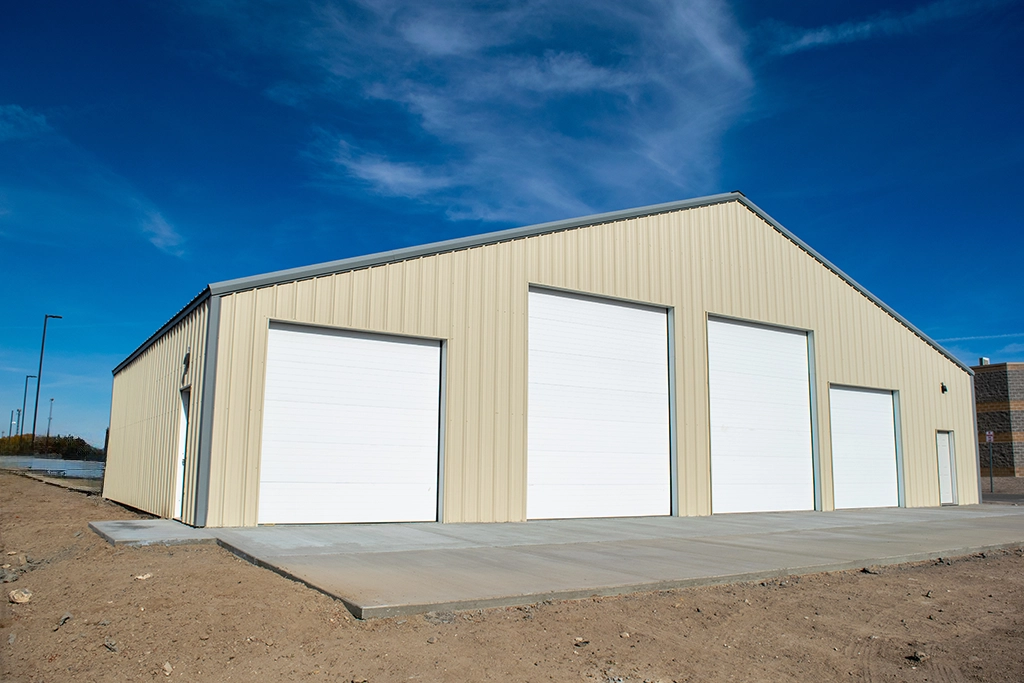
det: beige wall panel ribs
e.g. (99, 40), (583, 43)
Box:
(192, 199), (976, 525)
(104, 300), (208, 523)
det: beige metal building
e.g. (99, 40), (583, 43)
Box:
(104, 192), (980, 527)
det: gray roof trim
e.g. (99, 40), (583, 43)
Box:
(112, 288), (211, 376)
(207, 192), (743, 295)
(116, 190), (971, 377)
(733, 195), (972, 376)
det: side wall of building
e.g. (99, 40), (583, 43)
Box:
(1012, 364), (1024, 473)
(975, 362), (1024, 475)
(202, 201), (977, 526)
(104, 300), (209, 523)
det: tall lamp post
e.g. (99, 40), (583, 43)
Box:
(31, 314), (61, 447)
(19, 374), (36, 447)
(46, 398), (54, 448)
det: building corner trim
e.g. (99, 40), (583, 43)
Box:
(194, 294), (221, 527)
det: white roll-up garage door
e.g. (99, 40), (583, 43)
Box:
(708, 318), (814, 514)
(527, 289), (671, 519)
(258, 323), (441, 524)
(829, 386), (899, 509)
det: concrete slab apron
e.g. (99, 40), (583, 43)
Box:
(204, 506), (1024, 619)
(89, 519), (216, 547)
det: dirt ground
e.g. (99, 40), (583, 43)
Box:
(2, 473), (1023, 682)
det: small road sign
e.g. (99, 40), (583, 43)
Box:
(986, 431), (995, 443)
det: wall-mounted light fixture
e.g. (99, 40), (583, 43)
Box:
(940, 382), (948, 394)
(181, 348), (191, 386)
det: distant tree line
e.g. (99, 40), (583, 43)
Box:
(0, 434), (105, 460)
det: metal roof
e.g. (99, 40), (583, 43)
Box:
(114, 191), (972, 376)
(113, 288), (211, 375)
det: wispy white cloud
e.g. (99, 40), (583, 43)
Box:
(936, 332), (1024, 342)
(0, 104), (53, 142)
(140, 210), (186, 256)
(998, 342), (1024, 356)
(0, 104), (185, 255)
(184, 0), (753, 222)
(766, 0), (1011, 55)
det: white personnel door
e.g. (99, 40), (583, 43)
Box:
(258, 323), (441, 524)
(708, 318), (815, 514)
(527, 289), (671, 519)
(829, 386), (899, 509)
(936, 431), (956, 505)
(173, 389), (190, 520)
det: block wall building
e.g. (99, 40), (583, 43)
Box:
(973, 362), (1024, 476)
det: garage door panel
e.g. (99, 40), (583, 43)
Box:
(261, 404), (439, 433)
(266, 373), (438, 406)
(259, 483), (438, 525)
(530, 387), (667, 421)
(708, 318), (814, 514)
(266, 360), (440, 382)
(709, 454), (813, 483)
(528, 290), (671, 520)
(528, 424), (669, 453)
(830, 387), (898, 509)
(708, 402), (814, 432)
(258, 444), (439, 481)
(528, 356), (663, 387)
(711, 482), (812, 514)
(261, 457), (437, 484)
(527, 485), (669, 519)
(258, 324), (441, 525)
(530, 463), (668, 487)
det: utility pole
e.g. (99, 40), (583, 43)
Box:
(15, 409), (20, 445)
(989, 440), (994, 493)
(46, 398), (54, 450)
(31, 314), (61, 447)
(20, 374), (36, 445)
(985, 431), (996, 493)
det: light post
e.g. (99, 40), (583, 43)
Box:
(19, 374), (35, 446)
(31, 314), (61, 447)
(46, 398), (54, 450)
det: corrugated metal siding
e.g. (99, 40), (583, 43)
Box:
(104, 300), (208, 523)
(203, 200), (976, 526)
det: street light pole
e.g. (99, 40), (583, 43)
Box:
(31, 314), (61, 447)
(46, 398), (54, 445)
(19, 374), (36, 445)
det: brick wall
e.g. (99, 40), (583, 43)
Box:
(973, 362), (1024, 476)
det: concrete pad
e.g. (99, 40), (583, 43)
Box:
(91, 505), (1024, 619)
(21, 473), (102, 494)
(983, 493), (1024, 505)
(89, 519), (216, 546)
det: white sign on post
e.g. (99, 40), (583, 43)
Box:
(986, 431), (995, 443)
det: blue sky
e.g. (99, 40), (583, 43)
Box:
(2, 0), (1022, 446)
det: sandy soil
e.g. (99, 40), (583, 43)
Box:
(2, 472), (1023, 682)
(18, 475), (103, 495)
